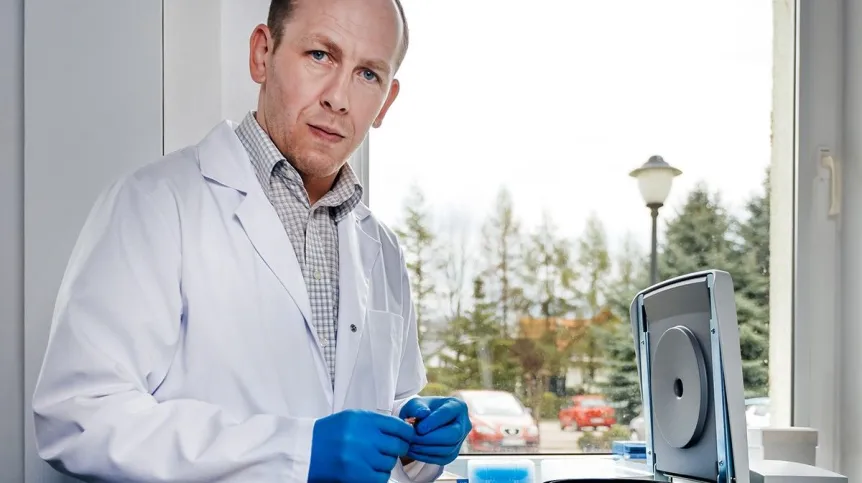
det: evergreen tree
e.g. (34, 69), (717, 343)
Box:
(422, 213), (472, 381)
(573, 214), (613, 390)
(489, 337), (520, 394)
(435, 312), (475, 390)
(519, 212), (580, 412)
(600, 233), (649, 424)
(477, 188), (525, 393)
(658, 181), (769, 397)
(395, 187), (437, 350)
(436, 277), (503, 390)
(601, 322), (642, 424)
(606, 233), (648, 317)
(659, 184), (735, 278)
(522, 211), (580, 321)
(730, 168), (771, 397)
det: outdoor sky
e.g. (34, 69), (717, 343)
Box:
(368, 0), (774, 259)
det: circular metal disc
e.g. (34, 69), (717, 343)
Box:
(650, 325), (709, 449)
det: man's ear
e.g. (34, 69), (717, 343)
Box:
(249, 24), (273, 85)
(373, 79), (401, 128)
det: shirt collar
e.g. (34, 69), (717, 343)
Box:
(235, 111), (363, 219)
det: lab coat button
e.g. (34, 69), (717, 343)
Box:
(350, 324), (357, 332)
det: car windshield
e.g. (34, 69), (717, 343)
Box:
(579, 398), (608, 408)
(468, 394), (525, 416)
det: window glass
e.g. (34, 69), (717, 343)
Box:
(371, 0), (780, 454)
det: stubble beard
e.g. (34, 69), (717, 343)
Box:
(281, 135), (345, 180)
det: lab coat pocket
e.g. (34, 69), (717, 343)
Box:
(366, 310), (404, 413)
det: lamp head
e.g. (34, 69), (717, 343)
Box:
(629, 155), (683, 206)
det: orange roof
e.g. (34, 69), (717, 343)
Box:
(516, 307), (616, 350)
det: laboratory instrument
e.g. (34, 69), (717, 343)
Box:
(548, 270), (846, 483)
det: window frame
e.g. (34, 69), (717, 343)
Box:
(791, 0), (844, 471)
(357, 0), (851, 470)
(349, 135), (371, 207)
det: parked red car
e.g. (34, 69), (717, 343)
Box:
(452, 390), (540, 453)
(558, 394), (616, 431)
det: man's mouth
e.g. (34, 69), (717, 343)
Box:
(308, 124), (345, 140)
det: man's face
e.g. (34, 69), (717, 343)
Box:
(250, 0), (402, 180)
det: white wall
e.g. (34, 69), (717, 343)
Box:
(0, 0), (25, 480)
(163, 0), (222, 154)
(221, 0), (271, 124)
(164, 0), (269, 153)
(22, 1), (164, 481)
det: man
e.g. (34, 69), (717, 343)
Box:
(31, 0), (470, 481)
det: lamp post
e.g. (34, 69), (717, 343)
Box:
(629, 155), (682, 285)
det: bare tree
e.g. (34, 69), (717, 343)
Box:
(439, 211), (472, 322)
(481, 187), (525, 337)
(574, 213), (613, 389)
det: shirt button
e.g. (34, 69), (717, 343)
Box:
(313, 270), (322, 280)
(321, 337), (328, 347)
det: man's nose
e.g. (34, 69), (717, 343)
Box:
(321, 73), (350, 114)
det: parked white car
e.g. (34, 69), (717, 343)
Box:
(629, 410), (645, 441)
(629, 397), (770, 440)
(745, 397), (770, 428)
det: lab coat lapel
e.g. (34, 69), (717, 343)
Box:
(333, 209), (381, 412)
(234, 191), (313, 325)
(198, 121), (314, 326)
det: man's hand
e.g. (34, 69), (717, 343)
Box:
(399, 397), (471, 466)
(309, 410), (414, 483)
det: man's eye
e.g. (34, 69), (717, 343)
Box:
(310, 51), (328, 61)
(361, 69), (378, 82)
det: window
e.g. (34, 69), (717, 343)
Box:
(370, 0), (788, 455)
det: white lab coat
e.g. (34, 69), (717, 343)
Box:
(31, 120), (442, 483)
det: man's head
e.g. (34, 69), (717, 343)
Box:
(249, 0), (408, 184)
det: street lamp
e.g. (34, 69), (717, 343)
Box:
(629, 155), (682, 286)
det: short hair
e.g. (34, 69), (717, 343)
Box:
(267, 0), (410, 70)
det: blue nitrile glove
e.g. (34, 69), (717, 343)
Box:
(399, 397), (471, 466)
(308, 409), (414, 483)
